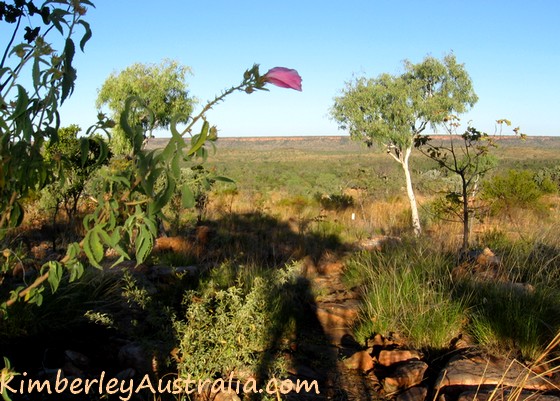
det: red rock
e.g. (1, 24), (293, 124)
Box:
(343, 350), (374, 372)
(396, 386), (428, 401)
(383, 361), (428, 394)
(377, 350), (422, 367)
(435, 354), (559, 392)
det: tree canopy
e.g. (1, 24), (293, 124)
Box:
(96, 59), (195, 154)
(331, 54), (478, 235)
(332, 53), (478, 149)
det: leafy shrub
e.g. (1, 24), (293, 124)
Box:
(174, 264), (300, 381)
(422, 194), (463, 225)
(417, 168), (462, 195)
(534, 166), (560, 193)
(457, 229), (560, 360)
(158, 166), (218, 234)
(38, 125), (110, 235)
(276, 195), (314, 214)
(482, 169), (548, 215)
(85, 156), (136, 199)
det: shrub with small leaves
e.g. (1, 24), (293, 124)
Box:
(533, 166), (560, 193)
(482, 169), (548, 215)
(174, 264), (299, 382)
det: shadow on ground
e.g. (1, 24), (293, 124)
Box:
(0, 210), (381, 400)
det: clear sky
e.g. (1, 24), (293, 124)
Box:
(58, 0), (560, 137)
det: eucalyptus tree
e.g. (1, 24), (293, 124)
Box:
(96, 59), (195, 154)
(331, 54), (478, 235)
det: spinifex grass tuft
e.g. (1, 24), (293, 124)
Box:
(345, 240), (465, 349)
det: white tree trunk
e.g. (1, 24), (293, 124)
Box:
(402, 147), (422, 236)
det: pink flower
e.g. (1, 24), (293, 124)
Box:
(264, 67), (302, 91)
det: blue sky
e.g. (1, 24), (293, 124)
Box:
(58, 1), (560, 137)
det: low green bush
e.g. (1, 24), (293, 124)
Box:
(482, 169), (549, 215)
(534, 165), (560, 192)
(174, 263), (301, 382)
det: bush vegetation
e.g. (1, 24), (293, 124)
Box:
(1, 0), (559, 385)
(3, 135), (560, 382)
(343, 243), (465, 350)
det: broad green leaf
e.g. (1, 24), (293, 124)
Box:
(135, 226), (153, 264)
(48, 8), (68, 34)
(187, 121), (209, 156)
(31, 291), (43, 307)
(144, 216), (158, 237)
(144, 167), (164, 195)
(66, 242), (81, 260)
(98, 228), (113, 247)
(12, 85), (29, 120)
(67, 261), (84, 282)
(46, 261), (64, 293)
(61, 38), (76, 103)
(78, 20), (92, 51)
(110, 229), (122, 245)
(181, 183), (196, 208)
(32, 57), (41, 89)
(171, 152), (181, 179)
(107, 175), (131, 187)
(79, 137), (90, 167)
(151, 175), (175, 214)
(213, 176), (236, 184)
(170, 112), (190, 139)
(8, 202), (23, 229)
(83, 229), (103, 268)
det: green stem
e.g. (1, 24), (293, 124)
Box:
(180, 81), (254, 137)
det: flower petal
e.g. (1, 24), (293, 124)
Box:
(264, 67), (302, 91)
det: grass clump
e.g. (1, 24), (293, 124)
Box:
(462, 281), (560, 361)
(345, 235), (560, 360)
(345, 241), (465, 350)
(458, 230), (560, 360)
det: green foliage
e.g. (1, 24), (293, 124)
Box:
(458, 280), (560, 361)
(482, 169), (548, 215)
(477, 229), (560, 287)
(78, 64), (277, 272)
(345, 243), (464, 349)
(155, 165), (226, 234)
(533, 166), (560, 193)
(174, 264), (299, 381)
(2, 24), (281, 312)
(331, 53), (477, 151)
(0, 0), (114, 313)
(416, 121), (501, 251)
(344, 232), (560, 358)
(331, 54), (478, 235)
(96, 59), (196, 154)
(39, 124), (110, 226)
(0, 0), (96, 237)
(0, 266), (121, 341)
